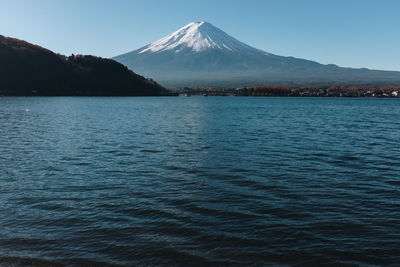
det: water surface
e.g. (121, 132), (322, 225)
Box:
(0, 97), (399, 266)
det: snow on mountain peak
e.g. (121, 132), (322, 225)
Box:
(139, 21), (257, 54)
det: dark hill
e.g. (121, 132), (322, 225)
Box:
(0, 35), (167, 96)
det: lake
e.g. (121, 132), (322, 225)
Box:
(0, 97), (399, 266)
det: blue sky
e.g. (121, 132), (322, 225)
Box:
(1, 0), (399, 70)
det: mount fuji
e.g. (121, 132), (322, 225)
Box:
(113, 21), (400, 87)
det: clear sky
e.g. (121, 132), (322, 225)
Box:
(1, 0), (399, 71)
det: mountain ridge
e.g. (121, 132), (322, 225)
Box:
(113, 21), (400, 88)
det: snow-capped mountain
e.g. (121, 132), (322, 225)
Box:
(113, 21), (400, 87)
(138, 21), (260, 54)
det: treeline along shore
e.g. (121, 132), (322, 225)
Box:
(180, 85), (400, 97)
(0, 35), (169, 96)
(2, 34), (400, 97)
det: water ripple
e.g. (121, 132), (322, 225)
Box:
(0, 97), (399, 265)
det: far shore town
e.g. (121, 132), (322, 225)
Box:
(179, 85), (400, 97)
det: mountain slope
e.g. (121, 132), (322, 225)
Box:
(114, 21), (400, 87)
(137, 21), (258, 54)
(0, 35), (167, 96)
